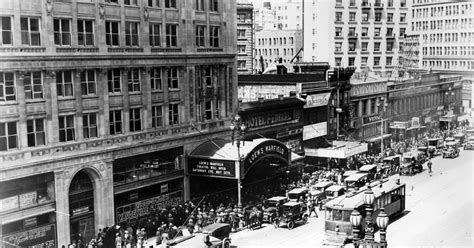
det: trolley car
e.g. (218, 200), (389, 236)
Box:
(323, 179), (406, 246)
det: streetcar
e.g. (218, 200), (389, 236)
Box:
(323, 179), (406, 246)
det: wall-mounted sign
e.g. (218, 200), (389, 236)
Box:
(3, 224), (56, 248)
(390, 121), (409, 129)
(411, 117), (420, 128)
(187, 157), (236, 179)
(23, 217), (38, 228)
(0, 195), (19, 212)
(243, 109), (301, 130)
(303, 122), (327, 140)
(19, 191), (37, 209)
(424, 116), (431, 124)
(72, 206), (90, 216)
(238, 85), (298, 102)
(304, 92), (331, 108)
(116, 191), (183, 225)
(363, 114), (382, 125)
(160, 183), (169, 194)
(244, 140), (289, 173)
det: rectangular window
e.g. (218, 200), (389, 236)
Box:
(399, 28), (406, 37)
(165, 0), (177, 8)
(204, 100), (212, 120)
(401, 0), (406, 7)
(196, 25), (206, 47)
(127, 68), (140, 92)
(238, 60), (246, 69)
(335, 27), (342, 36)
(387, 42), (393, 51)
(388, 0), (393, 7)
(81, 70), (96, 96)
(374, 27), (381, 36)
(335, 58), (342, 66)
(362, 27), (368, 36)
(150, 68), (162, 90)
(24, 71), (43, 100)
(0, 72), (15, 101)
(59, 115), (75, 142)
(168, 67), (179, 89)
(400, 13), (406, 22)
(349, 42), (356, 51)
(56, 71), (74, 97)
(149, 23), (161, 47)
(361, 42), (368, 51)
(350, 0), (356, 6)
(238, 45), (246, 54)
(336, 12), (342, 22)
(387, 13), (393, 22)
(105, 21), (120, 46)
(21, 17), (41, 46)
(335, 42), (342, 52)
(375, 12), (382, 22)
(196, 0), (205, 11)
(148, 0), (160, 7)
(54, 19), (71, 46)
(237, 29), (246, 39)
(387, 28), (393, 36)
(169, 103), (179, 125)
(348, 27), (356, 37)
(361, 57), (368, 66)
(109, 110), (122, 135)
(125, 22), (139, 46)
(349, 12), (356, 22)
(349, 57), (355, 66)
(105, 0), (118, 2)
(77, 20), (94, 46)
(124, 0), (138, 5)
(129, 108), (141, 132)
(108, 69), (121, 93)
(374, 57), (380, 66)
(210, 0), (218, 12)
(0, 122), (17, 151)
(209, 26), (219, 47)
(166, 24), (178, 47)
(386, 57), (392, 65)
(0, 16), (12, 45)
(27, 119), (45, 147)
(83, 113), (98, 139)
(362, 12), (369, 22)
(151, 105), (163, 128)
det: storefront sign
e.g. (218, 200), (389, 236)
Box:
(187, 157), (236, 179)
(303, 122), (327, 140)
(19, 192), (37, 209)
(243, 110), (300, 130)
(23, 217), (37, 228)
(390, 121), (409, 129)
(0, 196), (19, 212)
(304, 92), (331, 108)
(116, 191), (183, 224)
(437, 106), (444, 111)
(244, 141), (289, 173)
(160, 183), (168, 194)
(424, 116), (431, 124)
(411, 117), (420, 128)
(363, 114), (382, 125)
(3, 224), (55, 248)
(440, 116), (455, 122)
(72, 206), (90, 216)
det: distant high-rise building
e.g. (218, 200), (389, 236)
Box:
(237, 1), (255, 74)
(253, 0), (302, 31)
(303, 0), (409, 77)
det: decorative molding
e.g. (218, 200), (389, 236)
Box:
(44, 70), (56, 78)
(98, 3), (105, 19)
(46, 0), (53, 16)
(144, 7), (149, 22)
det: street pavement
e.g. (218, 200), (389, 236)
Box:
(230, 149), (473, 248)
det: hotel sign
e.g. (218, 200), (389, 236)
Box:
(243, 109), (301, 130)
(390, 121), (409, 129)
(187, 157), (236, 179)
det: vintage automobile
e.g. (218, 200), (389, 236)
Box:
(287, 187), (309, 202)
(167, 223), (231, 248)
(454, 133), (466, 145)
(400, 151), (423, 175)
(444, 137), (459, 148)
(344, 173), (369, 189)
(273, 201), (309, 230)
(358, 164), (378, 181)
(324, 185), (346, 201)
(464, 136), (474, 150)
(427, 138), (443, 156)
(309, 181), (334, 201)
(442, 142), (460, 158)
(342, 170), (359, 181)
(262, 196), (288, 223)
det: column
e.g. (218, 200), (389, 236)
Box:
(74, 70), (84, 140)
(163, 67), (170, 126)
(358, 100), (363, 117)
(141, 67), (151, 130)
(367, 98), (372, 115)
(54, 171), (71, 247)
(98, 69), (109, 137)
(16, 72), (28, 149)
(122, 70), (130, 133)
(45, 71), (59, 143)
(94, 160), (115, 231)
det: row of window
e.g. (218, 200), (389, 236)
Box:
(335, 11), (406, 23)
(0, 68), (179, 102)
(423, 60), (474, 70)
(412, 18), (473, 32)
(335, 0), (406, 8)
(335, 26), (404, 37)
(423, 46), (474, 57)
(424, 32), (474, 44)
(0, 105), (179, 151)
(255, 48), (295, 57)
(412, 3), (472, 18)
(256, 37), (295, 46)
(392, 90), (461, 116)
(0, 17), (220, 48)
(335, 56), (396, 67)
(336, 41), (398, 53)
(106, 0), (178, 9)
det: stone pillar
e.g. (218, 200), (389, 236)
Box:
(163, 68), (170, 126)
(141, 67), (151, 130)
(16, 72), (28, 148)
(122, 70), (130, 133)
(98, 69), (109, 137)
(94, 160), (115, 231)
(366, 98), (372, 115)
(54, 170), (71, 247)
(45, 71), (59, 143)
(183, 154), (190, 201)
(74, 70), (84, 140)
(358, 100), (363, 117)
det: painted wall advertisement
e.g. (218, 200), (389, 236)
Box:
(303, 122), (328, 140)
(304, 92), (331, 108)
(187, 157), (236, 179)
(116, 191), (183, 225)
(0, 195), (19, 212)
(3, 224), (56, 248)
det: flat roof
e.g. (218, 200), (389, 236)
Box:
(359, 164), (378, 172)
(267, 196), (287, 201)
(345, 173), (368, 182)
(282, 201), (302, 207)
(326, 185), (345, 192)
(288, 188), (308, 194)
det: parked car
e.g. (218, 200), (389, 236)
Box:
(309, 181), (334, 201)
(273, 201), (309, 230)
(262, 196), (288, 223)
(358, 164), (378, 181)
(464, 136), (474, 150)
(287, 187), (308, 202)
(442, 142), (460, 158)
(324, 185), (346, 201)
(167, 223), (231, 248)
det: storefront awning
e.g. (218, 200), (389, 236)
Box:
(304, 141), (368, 159)
(366, 134), (392, 142)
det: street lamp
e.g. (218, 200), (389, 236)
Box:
(350, 210), (362, 248)
(376, 208), (389, 247)
(230, 113), (246, 212)
(363, 186), (376, 242)
(445, 87), (455, 130)
(376, 97), (388, 155)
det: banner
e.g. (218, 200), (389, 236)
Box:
(303, 122), (327, 140)
(187, 157), (236, 179)
(363, 115), (382, 125)
(19, 192), (37, 209)
(390, 121), (409, 129)
(3, 224), (55, 248)
(304, 92), (331, 108)
(411, 117), (420, 129)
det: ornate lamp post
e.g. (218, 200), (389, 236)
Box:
(230, 113), (246, 212)
(350, 210), (363, 248)
(363, 186), (376, 242)
(376, 97), (388, 155)
(445, 87), (455, 130)
(376, 208), (389, 248)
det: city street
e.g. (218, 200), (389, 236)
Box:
(229, 149), (473, 248)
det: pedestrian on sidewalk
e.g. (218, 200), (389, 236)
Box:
(427, 159), (432, 173)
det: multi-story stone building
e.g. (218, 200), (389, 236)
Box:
(410, 0), (474, 72)
(303, 0), (409, 76)
(0, 0), (236, 246)
(253, 0), (302, 31)
(253, 1), (275, 31)
(255, 29), (303, 72)
(237, 1), (255, 74)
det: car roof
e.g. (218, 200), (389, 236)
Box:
(345, 173), (368, 181)
(359, 164), (378, 172)
(314, 181), (334, 187)
(454, 133), (465, 137)
(282, 201), (302, 207)
(202, 223), (230, 233)
(445, 137), (455, 141)
(383, 155), (400, 160)
(343, 170), (359, 176)
(326, 185), (345, 192)
(288, 188), (308, 194)
(446, 141), (457, 145)
(267, 196), (287, 201)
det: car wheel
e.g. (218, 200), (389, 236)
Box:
(302, 215), (308, 224)
(223, 239), (231, 248)
(288, 221), (295, 230)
